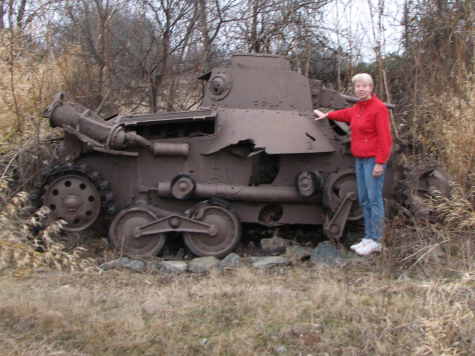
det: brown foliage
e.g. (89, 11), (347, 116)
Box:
(0, 179), (97, 274)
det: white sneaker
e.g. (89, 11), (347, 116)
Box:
(355, 239), (382, 256)
(350, 238), (372, 251)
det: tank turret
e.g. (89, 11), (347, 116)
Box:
(201, 55), (312, 112)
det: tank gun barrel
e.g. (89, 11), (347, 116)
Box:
(43, 93), (158, 155)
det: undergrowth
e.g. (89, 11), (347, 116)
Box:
(0, 178), (96, 274)
(413, 79), (475, 198)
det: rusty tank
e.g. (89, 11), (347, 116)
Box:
(38, 54), (447, 257)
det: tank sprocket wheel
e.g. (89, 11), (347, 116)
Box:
(109, 206), (167, 257)
(36, 163), (116, 232)
(183, 204), (241, 257)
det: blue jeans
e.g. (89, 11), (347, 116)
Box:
(355, 157), (385, 241)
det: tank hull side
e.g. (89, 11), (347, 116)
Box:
(77, 154), (138, 210)
(72, 139), (395, 228)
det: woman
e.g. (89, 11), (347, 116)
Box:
(314, 73), (392, 256)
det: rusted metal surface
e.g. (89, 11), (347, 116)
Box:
(157, 181), (320, 202)
(109, 206), (167, 256)
(201, 55), (312, 111)
(39, 54), (450, 257)
(183, 204), (241, 257)
(39, 163), (117, 232)
(204, 108), (335, 155)
(43, 173), (102, 231)
(323, 192), (357, 241)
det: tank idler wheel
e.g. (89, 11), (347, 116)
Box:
(183, 204), (241, 257)
(43, 173), (102, 231)
(109, 206), (167, 257)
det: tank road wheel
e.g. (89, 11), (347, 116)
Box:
(183, 205), (241, 257)
(109, 206), (167, 257)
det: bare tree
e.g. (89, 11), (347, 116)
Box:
(0, 0), (64, 30)
(137, 0), (195, 112)
(0, 0), (66, 133)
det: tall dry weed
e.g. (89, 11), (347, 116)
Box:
(0, 178), (96, 274)
(394, 73), (475, 277)
(430, 184), (475, 231)
(384, 181), (474, 277)
(0, 31), (63, 139)
(415, 79), (475, 195)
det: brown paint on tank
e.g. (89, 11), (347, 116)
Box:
(41, 54), (399, 256)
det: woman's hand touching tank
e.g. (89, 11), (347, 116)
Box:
(313, 109), (328, 120)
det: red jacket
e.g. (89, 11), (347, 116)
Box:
(327, 95), (392, 164)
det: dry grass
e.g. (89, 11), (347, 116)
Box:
(382, 182), (475, 278)
(391, 73), (475, 279)
(414, 78), (475, 194)
(0, 179), (97, 275)
(0, 264), (473, 356)
(0, 31), (62, 139)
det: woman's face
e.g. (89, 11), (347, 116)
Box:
(354, 80), (373, 101)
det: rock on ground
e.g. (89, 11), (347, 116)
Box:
(310, 241), (344, 265)
(260, 236), (289, 255)
(285, 246), (313, 262)
(99, 257), (145, 272)
(251, 256), (289, 269)
(188, 256), (219, 273)
(99, 257), (126, 271)
(157, 260), (188, 274)
(218, 253), (241, 269)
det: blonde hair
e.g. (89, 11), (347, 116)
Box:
(352, 73), (374, 86)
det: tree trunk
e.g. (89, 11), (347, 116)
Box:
(16, 0), (27, 29)
(0, 0), (5, 29)
(198, 0), (211, 72)
(249, 0), (260, 53)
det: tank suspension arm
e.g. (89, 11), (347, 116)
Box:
(323, 192), (356, 241)
(135, 214), (217, 238)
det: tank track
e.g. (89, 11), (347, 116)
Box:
(31, 162), (117, 230)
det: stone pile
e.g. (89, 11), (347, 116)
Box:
(99, 240), (355, 274)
